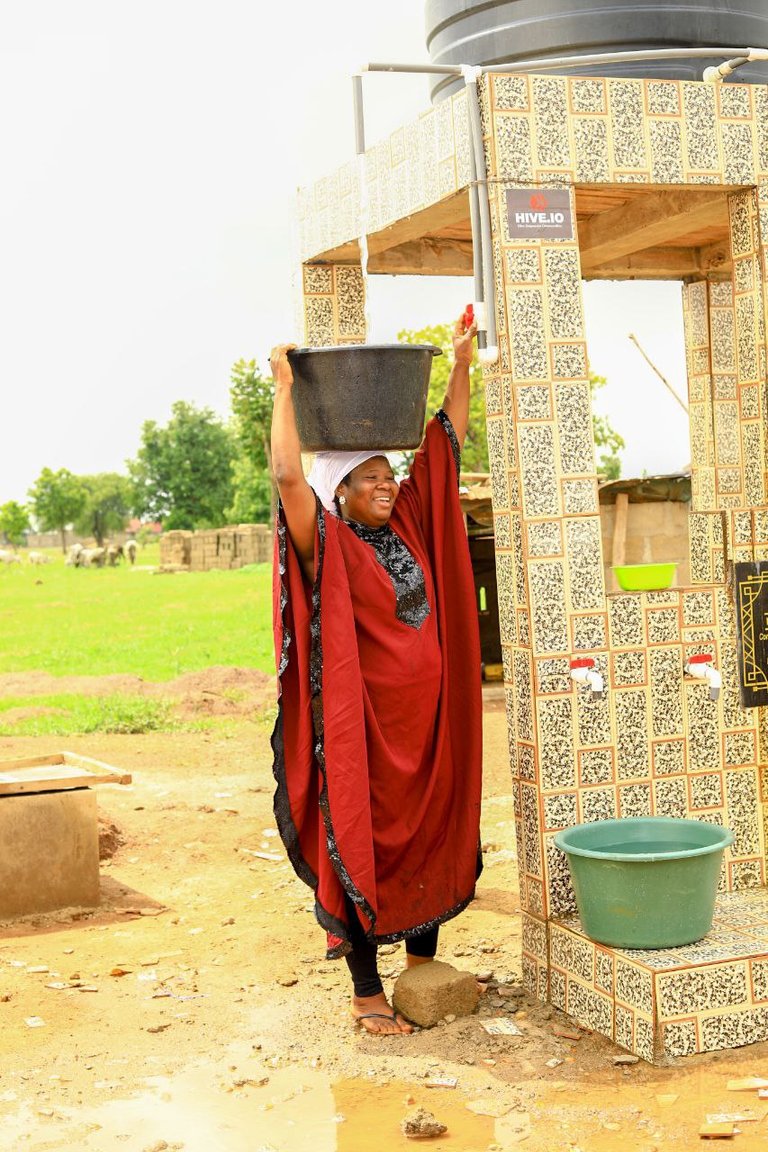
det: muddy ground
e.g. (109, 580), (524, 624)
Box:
(1, 674), (767, 1151)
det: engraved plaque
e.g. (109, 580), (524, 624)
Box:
(734, 561), (768, 707)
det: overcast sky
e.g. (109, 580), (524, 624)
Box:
(1, 1), (691, 508)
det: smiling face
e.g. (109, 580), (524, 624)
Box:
(336, 455), (399, 527)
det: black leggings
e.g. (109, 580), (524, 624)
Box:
(343, 897), (439, 998)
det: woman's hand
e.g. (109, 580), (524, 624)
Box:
(441, 312), (477, 450)
(270, 343), (297, 387)
(452, 312), (477, 369)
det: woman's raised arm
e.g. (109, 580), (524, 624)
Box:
(270, 344), (317, 581)
(440, 312), (477, 450)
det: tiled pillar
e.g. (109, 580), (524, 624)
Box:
(301, 263), (366, 347)
(482, 74), (608, 1000)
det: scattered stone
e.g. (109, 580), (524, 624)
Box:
(552, 1027), (582, 1041)
(476, 969), (494, 984)
(25, 1017), (46, 1028)
(545, 1058), (563, 1069)
(699, 1121), (735, 1139)
(401, 1107), (447, 1140)
(277, 974), (298, 988)
(612, 1054), (639, 1066)
(26, 966), (49, 974)
(393, 961), (479, 1028)
(727, 1077), (768, 1091)
(480, 1018), (522, 1036)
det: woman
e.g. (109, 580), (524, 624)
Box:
(270, 314), (482, 1035)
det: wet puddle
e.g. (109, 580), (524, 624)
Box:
(3, 1052), (768, 1151)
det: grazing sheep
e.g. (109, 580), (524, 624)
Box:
(78, 547), (106, 568)
(106, 544), (124, 566)
(66, 543), (84, 566)
(0, 549), (21, 564)
(125, 539), (138, 565)
(28, 551), (52, 565)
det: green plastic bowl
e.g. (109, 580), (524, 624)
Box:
(613, 562), (677, 591)
(554, 817), (733, 948)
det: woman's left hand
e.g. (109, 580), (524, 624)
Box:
(453, 312), (477, 368)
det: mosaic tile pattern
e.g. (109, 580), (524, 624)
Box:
(302, 263), (366, 347)
(299, 73), (768, 1061)
(550, 891), (768, 1061)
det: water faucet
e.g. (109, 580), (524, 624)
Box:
(570, 657), (604, 698)
(684, 653), (721, 702)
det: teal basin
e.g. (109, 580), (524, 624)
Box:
(554, 817), (734, 949)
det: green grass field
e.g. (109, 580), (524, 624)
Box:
(0, 548), (274, 680)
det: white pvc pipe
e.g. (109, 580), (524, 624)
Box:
(463, 67), (499, 365)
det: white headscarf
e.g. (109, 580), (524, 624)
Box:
(306, 450), (391, 514)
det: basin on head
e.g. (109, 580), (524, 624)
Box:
(287, 343), (442, 451)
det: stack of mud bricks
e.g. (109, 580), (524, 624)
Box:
(160, 530), (193, 567)
(297, 72), (768, 1062)
(162, 525), (271, 572)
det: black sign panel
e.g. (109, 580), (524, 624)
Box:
(734, 561), (768, 707)
(506, 188), (574, 241)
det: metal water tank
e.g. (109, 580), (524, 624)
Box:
(425, 0), (768, 100)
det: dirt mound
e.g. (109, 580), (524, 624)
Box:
(150, 666), (276, 718)
(0, 666), (276, 720)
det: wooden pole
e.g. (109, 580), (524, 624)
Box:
(628, 332), (689, 414)
(612, 492), (629, 590)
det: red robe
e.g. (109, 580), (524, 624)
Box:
(271, 412), (482, 957)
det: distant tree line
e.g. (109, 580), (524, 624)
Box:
(1, 324), (624, 551)
(1, 359), (275, 551)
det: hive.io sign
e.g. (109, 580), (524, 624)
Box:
(506, 188), (573, 240)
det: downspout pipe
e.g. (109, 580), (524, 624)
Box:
(462, 65), (498, 364)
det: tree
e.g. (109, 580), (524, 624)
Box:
(397, 323), (489, 473)
(127, 401), (236, 530)
(0, 500), (30, 547)
(75, 473), (133, 546)
(28, 468), (86, 552)
(229, 358), (275, 524)
(590, 372), (625, 481)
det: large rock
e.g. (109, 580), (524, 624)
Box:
(392, 960), (479, 1028)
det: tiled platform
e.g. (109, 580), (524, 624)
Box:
(525, 888), (768, 1062)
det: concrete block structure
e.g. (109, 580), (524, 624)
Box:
(160, 524), (272, 571)
(296, 73), (768, 1060)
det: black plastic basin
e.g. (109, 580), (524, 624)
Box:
(287, 343), (442, 451)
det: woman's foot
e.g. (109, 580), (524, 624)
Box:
(352, 992), (413, 1035)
